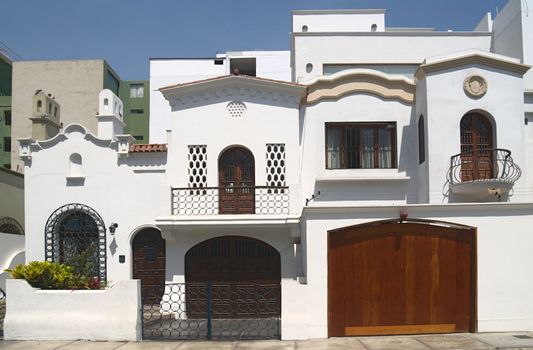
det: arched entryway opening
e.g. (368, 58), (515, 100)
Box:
(218, 146), (255, 214)
(328, 219), (476, 337)
(132, 227), (165, 303)
(185, 236), (281, 320)
(460, 112), (495, 181)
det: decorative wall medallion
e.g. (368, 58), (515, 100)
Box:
(226, 101), (247, 118)
(463, 75), (488, 98)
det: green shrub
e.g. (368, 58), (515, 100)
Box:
(5, 261), (106, 290)
(6, 261), (73, 289)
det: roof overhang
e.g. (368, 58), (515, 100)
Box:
(159, 75), (307, 104)
(415, 50), (531, 80)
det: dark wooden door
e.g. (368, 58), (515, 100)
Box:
(328, 222), (475, 337)
(219, 147), (255, 214)
(132, 228), (166, 304)
(185, 236), (281, 319)
(460, 113), (494, 181)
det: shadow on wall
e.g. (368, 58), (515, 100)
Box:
(117, 153), (167, 168)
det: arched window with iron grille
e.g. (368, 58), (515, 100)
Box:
(44, 203), (106, 281)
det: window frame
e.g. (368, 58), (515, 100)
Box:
(325, 122), (397, 169)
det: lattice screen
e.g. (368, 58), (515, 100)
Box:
(266, 144), (286, 188)
(188, 145), (207, 191)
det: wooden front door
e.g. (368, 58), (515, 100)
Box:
(219, 147), (255, 214)
(460, 113), (494, 181)
(132, 228), (166, 304)
(328, 221), (475, 337)
(185, 236), (281, 319)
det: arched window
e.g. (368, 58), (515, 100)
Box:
(0, 217), (24, 235)
(460, 112), (494, 181)
(45, 204), (106, 281)
(69, 153), (83, 177)
(418, 115), (425, 164)
(37, 100), (42, 112)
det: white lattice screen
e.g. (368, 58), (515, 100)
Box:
(188, 145), (207, 190)
(266, 144), (286, 187)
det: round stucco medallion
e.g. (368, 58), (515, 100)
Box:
(463, 75), (488, 98)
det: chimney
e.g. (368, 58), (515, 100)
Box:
(97, 89), (124, 140)
(30, 90), (61, 140)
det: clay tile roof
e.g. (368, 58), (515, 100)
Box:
(129, 144), (168, 153)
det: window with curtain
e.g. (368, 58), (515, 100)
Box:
(130, 84), (144, 98)
(325, 123), (396, 169)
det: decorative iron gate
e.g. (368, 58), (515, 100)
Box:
(142, 282), (280, 340)
(0, 287), (5, 337)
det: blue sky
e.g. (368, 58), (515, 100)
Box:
(2, 0), (508, 80)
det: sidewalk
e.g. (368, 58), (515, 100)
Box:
(1, 332), (533, 349)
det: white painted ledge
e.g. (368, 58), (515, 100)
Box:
(4, 279), (141, 341)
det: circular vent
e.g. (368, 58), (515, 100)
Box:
(227, 101), (246, 118)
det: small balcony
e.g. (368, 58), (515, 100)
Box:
(448, 148), (521, 201)
(171, 186), (290, 216)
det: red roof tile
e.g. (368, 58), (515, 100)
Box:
(129, 144), (168, 153)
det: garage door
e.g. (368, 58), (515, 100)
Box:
(328, 220), (475, 337)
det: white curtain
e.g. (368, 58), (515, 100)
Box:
(379, 128), (392, 168)
(361, 128), (374, 168)
(327, 128), (341, 168)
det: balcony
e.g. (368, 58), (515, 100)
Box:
(448, 148), (521, 201)
(171, 186), (290, 216)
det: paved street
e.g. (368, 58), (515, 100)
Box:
(1, 332), (533, 350)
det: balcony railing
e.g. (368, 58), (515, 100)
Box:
(448, 148), (521, 185)
(172, 186), (290, 215)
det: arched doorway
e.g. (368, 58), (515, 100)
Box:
(132, 228), (166, 303)
(460, 112), (494, 181)
(328, 219), (476, 337)
(218, 147), (255, 214)
(185, 236), (281, 319)
(44, 203), (106, 281)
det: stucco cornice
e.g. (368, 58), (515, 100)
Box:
(30, 123), (114, 152)
(305, 69), (415, 105)
(415, 52), (531, 80)
(160, 75), (307, 108)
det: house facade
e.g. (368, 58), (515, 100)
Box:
(18, 1), (533, 340)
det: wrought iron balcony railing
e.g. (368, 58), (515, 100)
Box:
(448, 148), (521, 185)
(172, 186), (290, 215)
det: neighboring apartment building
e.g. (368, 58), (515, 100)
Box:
(10, 60), (149, 172)
(0, 51), (12, 169)
(14, 0), (533, 342)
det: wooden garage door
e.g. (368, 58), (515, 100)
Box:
(328, 221), (475, 337)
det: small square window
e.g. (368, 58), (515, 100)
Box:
(130, 109), (144, 114)
(4, 110), (11, 126)
(133, 135), (144, 141)
(130, 84), (144, 98)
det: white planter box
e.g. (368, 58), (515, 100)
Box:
(4, 279), (141, 341)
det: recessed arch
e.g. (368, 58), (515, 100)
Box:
(132, 227), (165, 303)
(0, 217), (24, 235)
(460, 111), (496, 181)
(218, 146), (255, 214)
(44, 203), (106, 281)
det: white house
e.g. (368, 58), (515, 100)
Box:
(16, 0), (533, 341)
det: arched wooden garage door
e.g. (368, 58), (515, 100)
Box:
(328, 220), (476, 337)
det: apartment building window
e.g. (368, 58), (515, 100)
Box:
(326, 123), (396, 169)
(3, 137), (11, 152)
(130, 109), (144, 114)
(4, 110), (11, 126)
(130, 84), (144, 98)
(133, 135), (144, 141)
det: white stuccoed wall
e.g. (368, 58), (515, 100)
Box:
(4, 279), (141, 341)
(298, 204), (533, 339)
(22, 124), (168, 282)
(422, 62), (528, 203)
(150, 51), (291, 144)
(0, 233), (24, 291)
(292, 34), (492, 82)
(292, 10), (385, 33)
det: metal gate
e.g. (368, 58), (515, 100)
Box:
(0, 287), (5, 337)
(142, 282), (280, 340)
